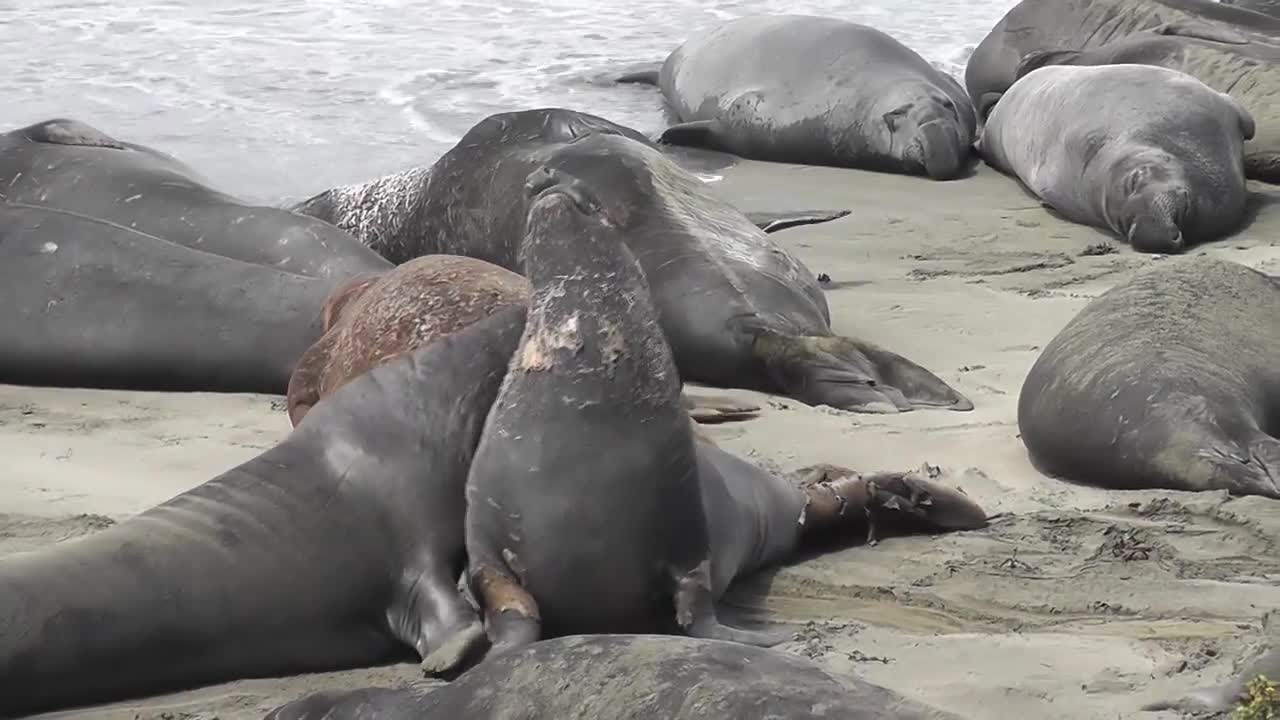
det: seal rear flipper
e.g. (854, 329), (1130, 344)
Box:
(681, 389), (761, 424)
(22, 118), (126, 149)
(658, 120), (724, 150)
(754, 333), (973, 414)
(744, 209), (852, 233)
(1149, 20), (1250, 44)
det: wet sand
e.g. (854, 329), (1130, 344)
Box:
(3, 157), (1279, 720)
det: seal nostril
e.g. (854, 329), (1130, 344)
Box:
(523, 167), (561, 200)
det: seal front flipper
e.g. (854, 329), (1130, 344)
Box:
(744, 209), (852, 233)
(388, 561), (490, 678)
(752, 332), (973, 413)
(21, 118), (126, 149)
(467, 558), (541, 662)
(658, 120), (724, 150)
(672, 560), (788, 647)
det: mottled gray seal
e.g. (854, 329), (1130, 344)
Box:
(618, 14), (977, 179)
(295, 108), (972, 414)
(0, 306), (533, 717)
(0, 201), (332, 393)
(265, 634), (967, 720)
(0, 118), (390, 279)
(421, 168), (988, 673)
(1018, 256), (1279, 498)
(964, 0), (1280, 113)
(1006, 28), (1280, 182)
(284, 254), (759, 426)
(978, 64), (1253, 253)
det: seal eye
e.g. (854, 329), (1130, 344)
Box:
(882, 106), (910, 132)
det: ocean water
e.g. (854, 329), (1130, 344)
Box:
(1, 0), (1018, 203)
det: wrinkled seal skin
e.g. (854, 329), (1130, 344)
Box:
(285, 254), (760, 426)
(0, 201), (333, 393)
(979, 64), (1253, 253)
(419, 171), (990, 674)
(265, 634), (967, 720)
(0, 307), (529, 717)
(0, 118), (390, 279)
(964, 0), (1280, 112)
(297, 108), (971, 414)
(1018, 256), (1280, 498)
(621, 14), (976, 179)
(1008, 30), (1280, 183)
(1223, 0), (1280, 19)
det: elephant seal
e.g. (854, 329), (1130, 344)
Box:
(285, 254), (760, 426)
(1018, 256), (1280, 498)
(1223, 0), (1280, 19)
(964, 0), (1280, 111)
(0, 306), (532, 717)
(0, 201), (332, 393)
(0, 118), (390, 279)
(265, 634), (967, 720)
(617, 14), (977, 179)
(1007, 30), (1280, 182)
(978, 64), (1253, 253)
(420, 168), (988, 673)
(295, 108), (972, 414)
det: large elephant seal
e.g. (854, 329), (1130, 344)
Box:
(295, 108), (972, 414)
(1018, 256), (1280, 498)
(265, 634), (967, 720)
(1223, 0), (1280, 19)
(1006, 29), (1280, 182)
(978, 64), (1253, 253)
(421, 168), (989, 673)
(617, 14), (976, 179)
(0, 201), (332, 393)
(964, 0), (1280, 111)
(0, 118), (390, 279)
(285, 254), (759, 426)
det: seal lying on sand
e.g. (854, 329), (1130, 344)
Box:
(285, 254), (760, 426)
(421, 168), (988, 673)
(295, 108), (972, 414)
(265, 634), (967, 720)
(0, 306), (528, 717)
(0, 118), (389, 279)
(618, 14), (976, 179)
(0, 201), (332, 394)
(1018, 256), (1280, 498)
(964, 0), (1280, 111)
(1006, 30), (1280, 183)
(979, 64), (1253, 253)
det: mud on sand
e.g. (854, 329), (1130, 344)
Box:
(2, 158), (1279, 720)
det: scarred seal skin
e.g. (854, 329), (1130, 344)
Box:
(1018, 256), (1280, 498)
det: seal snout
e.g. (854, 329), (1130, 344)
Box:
(523, 167), (606, 221)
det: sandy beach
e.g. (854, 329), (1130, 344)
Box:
(3, 157), (1279, 720)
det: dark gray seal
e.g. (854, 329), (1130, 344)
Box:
(1018, 256), (1280, 498)
(0, 306), (529, 717)
(964, 0), (1280, 113)
(264, 634), (967, 720)
(978, 63), (1253, 253)
(0, 118), (390, 279)
(295, 108), (973, 414)
(1223, 0), (1280, 18)
(1005, 28), (1280, 183)
(421, 168), (988, 673)
(0, 201), (333, 393)
(617, 14), (977, 179)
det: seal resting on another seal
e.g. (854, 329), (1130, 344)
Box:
(265, 634), (968, 720)
(1018, 256), (1280, 498)
(618, 14), (976, 179)
(284, 254), (760, 426)
(978, 64), (1253, 253)
(0, 118), (390, 279)
(420, 168), (988, 673)
(295, 108), (972, 414)
(0, 307), (528, 717)
(0, 201), (333, 393)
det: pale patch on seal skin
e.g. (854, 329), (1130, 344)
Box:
(303, 165), (432, 259)
(516, 313), (583, 372)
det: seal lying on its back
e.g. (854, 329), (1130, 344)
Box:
(1008, 30), (1280, 183)
(979, 64), (1253, 253)
(0, 118), (389, 279)
(296, 108), (972, 414)
(0, 202), (332, 393)
(0, 306), (529, 717)
(422, 168), (988, 673)
(618, 14), (976, 179)
(284, 254), (760, 426)
(265, 634), (967, 720)
(964, 0), (1280, 111)
(1018, 256), (1280, 498)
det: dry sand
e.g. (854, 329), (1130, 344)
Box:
(2, 157), (1279, 720)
